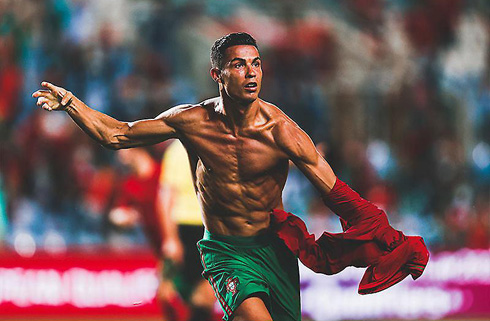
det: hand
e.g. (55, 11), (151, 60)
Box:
(32, 82), (74, 111)
(161, 237), (184, 265)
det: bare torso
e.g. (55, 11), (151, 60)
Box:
(172, 98), (290, 236)
(33, 80), (336, 238)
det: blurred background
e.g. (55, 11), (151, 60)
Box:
(0, 0), (489, 320)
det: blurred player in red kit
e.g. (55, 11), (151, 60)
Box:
(109, 147), (190, 321)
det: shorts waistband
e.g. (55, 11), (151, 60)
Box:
(203, 229), (275, 247)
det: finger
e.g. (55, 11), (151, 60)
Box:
(41, 81), (57, 91)
(42, 102), (53, 111)
(39, 99), (55, 110)
(41, 81), (63, 98)
(32, 90), (57, 99)
(36, 97), (51, 106)
(34, 92), (58, 105)
(37, 96), (57, 106)
(32, 89), (51, 98)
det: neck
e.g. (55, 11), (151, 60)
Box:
(219, 93), (259, 135)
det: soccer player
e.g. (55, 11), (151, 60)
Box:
(159, 140), (219, 321)
(33, 33), (426, 321)
(108, 147), (190, 321)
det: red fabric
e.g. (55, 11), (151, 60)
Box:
(271, 179), (429, 294)
(161, 294), (190, 321)
(358, 236), (428, 294)
(321, 179), (403, 249)
(0, 64), (22, 122)
(113, 163), (163, 254)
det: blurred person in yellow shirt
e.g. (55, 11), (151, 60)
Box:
(159, 139), (219, 321)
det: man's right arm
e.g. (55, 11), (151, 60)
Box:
(33, 82), (182, 149)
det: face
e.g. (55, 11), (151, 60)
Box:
(214, 45), (262, 104)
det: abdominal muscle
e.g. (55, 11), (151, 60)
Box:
(196, 175), (285, 237)
(203, 209), (273, 237)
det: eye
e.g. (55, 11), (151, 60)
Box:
(234, 63), (244, 69)
(252, 61), (261, 67)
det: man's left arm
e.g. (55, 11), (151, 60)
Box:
(274, 119), (402, 248)
(274, 119), (429, 292)
(274, 119), (336, 197)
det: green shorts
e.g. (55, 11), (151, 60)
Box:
(197, 230), (300, 321)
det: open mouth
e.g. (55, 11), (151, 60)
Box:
(244, 82), (258, 90)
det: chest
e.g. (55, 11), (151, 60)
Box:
(181, 121), (285, 179)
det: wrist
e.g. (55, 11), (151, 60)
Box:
(322, 178), (380, 224)
(61, 97), (73, 110)
(63, 97), (78, 114)
(58, 90), (75, 111)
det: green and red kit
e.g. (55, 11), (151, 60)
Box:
(197, 230), (301, 321)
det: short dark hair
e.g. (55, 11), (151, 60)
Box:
(210, 32), (258, 69)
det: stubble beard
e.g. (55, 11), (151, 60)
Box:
(222, 87), (259, 107)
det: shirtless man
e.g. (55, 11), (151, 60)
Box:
(33, 33), (419, 321)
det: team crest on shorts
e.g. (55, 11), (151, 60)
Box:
(225, 276), (239, 295)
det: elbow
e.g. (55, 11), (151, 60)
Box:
(100, 123), (135, 150)
(101, 128), (128, 150)
(100, 137), (124, 150)
(101, 141), (124, 150)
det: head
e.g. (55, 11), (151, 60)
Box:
(210, 32), (262, 104)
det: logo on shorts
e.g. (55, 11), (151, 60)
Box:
(225, 276), (239, 295)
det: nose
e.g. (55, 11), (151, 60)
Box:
(246, 64), (256, 78)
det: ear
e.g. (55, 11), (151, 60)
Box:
(210, 68), (222, 83)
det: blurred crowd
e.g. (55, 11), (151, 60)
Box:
(0, 0), (489, 255)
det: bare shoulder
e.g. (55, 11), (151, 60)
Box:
(263, 101), (316, 163)
(155, 98), (216, 128)
(263, 101), (302, 142)
(255, 100), (290, 131)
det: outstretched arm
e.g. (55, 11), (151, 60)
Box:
(32, 82), (181, 149)
(275, 118), (403, 248)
